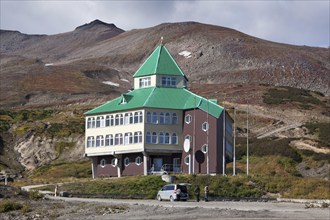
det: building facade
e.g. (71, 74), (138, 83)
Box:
(84, 44), (233, 177)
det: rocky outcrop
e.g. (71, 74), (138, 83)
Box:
(14, 134), (85, 171)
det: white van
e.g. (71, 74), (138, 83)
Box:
(157, 183), (189, 202)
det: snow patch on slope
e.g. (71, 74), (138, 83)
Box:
(179, 51), (192, 58)
(102, 81), (119, 87)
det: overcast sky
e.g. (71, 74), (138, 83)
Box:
(1, 0), (329, 47)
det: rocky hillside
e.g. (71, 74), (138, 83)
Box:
(1, 20), (329, 108)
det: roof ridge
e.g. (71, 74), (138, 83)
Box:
(133, 46), (158, 77)
(143, 87), (157, 106)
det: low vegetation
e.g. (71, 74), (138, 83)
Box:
(304, 122), (330, 148)
(263, 86), (324, 109)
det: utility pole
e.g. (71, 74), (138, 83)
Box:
(246, 104), (249, 176)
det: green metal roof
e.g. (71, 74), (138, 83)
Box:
(133, 45), (187, 79)
(85, 87), (224, 118)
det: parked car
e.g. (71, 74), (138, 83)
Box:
(157, 183), (189, 202)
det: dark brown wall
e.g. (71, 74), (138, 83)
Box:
(96, 155), (117, 177)
(121, 153), (144, 176)
(181, 109), (222, 174)
(95, 153), (144, 177)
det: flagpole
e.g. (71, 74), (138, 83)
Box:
(207, 98), (209, 175)
(222, 109), (226, 176)
(246, 103), (249, 176)
(233, 107), (236, 176)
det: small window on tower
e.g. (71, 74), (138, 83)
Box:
(185, 114), (192, 124)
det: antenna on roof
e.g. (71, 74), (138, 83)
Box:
(160, 36), (164, 45)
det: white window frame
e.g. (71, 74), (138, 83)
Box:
(185, 135), (192, 142)
(146, 131), (151, 144)
(159, 132), (165, 144)
(151, 132), (157, 144)
(87, 136), (94, 147)
(111, 158), (118, 167)
(165, 113), (171, 124)
(159, 112), (165, 124)
(172, 113), (178, 124)
(151, 112), (158, 124)
(100, 159), (106, 167)
(184, 155), (190, 165)
(202, 122), (209, 132)
(185, 114), (192, 124)
(146, 111), (152, 123)
(164, 132), (170, 144)
(124, 132), (133, 145)
(134, 131), (142, 143)
(202, 144), (208, 154)
(172, 133), (178, 145)
(135, 156), (142, 166)
(115, 133), (123, 145)
(124, 157), (130, 166)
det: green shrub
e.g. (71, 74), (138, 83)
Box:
(28, 190), (44, 200)
(0, 200), (22, 213)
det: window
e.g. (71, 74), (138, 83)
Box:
(124, 113), (133, 125)
(151, 132), (157, 144)
(105, 134), (113, 146)
(161, 77), (176, 87)
(159, 132), (165, 144)
(165, 113), (171, 124)
(96, 116), (104, 128)
(159, 112), (165, 124)
(100, 159), (106, 167)
(139, 77), (151, 88)
(202, 122), (209, 131)
(96, 135), (104, 147)
(115, 114), (123, 126)
(185, 114), (192, 124)
(135, 156), (142, 165)
(105, 116), (110, 127)
(115, 133), (123, 145)
(185, 135), (192, 142)
(146, 112), (152, 123)
(164, 132), (170, 144)
(151, 112), (158, 124)
(171, 77), (176, 87)
(134, 111), (143, 123)
(124, 157), (130, 166)
(184, 155), (190, 165)
(105, 115), (114, 126)
(172, 113), (178, 124)
(87, 118), (93, 129)
(134, 131), (142, 143)
(146, 131), (151, 144)
(87, 136), (94, 147)
(124, 132), (133, 145)
(87, 117), (96, 128)
(172, 133), (178, 145)
(202, 144), (208, 153)
(111, 158), (118, 167)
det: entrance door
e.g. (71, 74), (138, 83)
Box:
(153, 158), (163, 171)
(173, 158), (181, 173)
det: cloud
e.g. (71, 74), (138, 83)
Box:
(0, 0), (328, 47)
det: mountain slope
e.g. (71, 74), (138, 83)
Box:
(0, 21), (329, 108)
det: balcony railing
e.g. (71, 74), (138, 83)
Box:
(149, 164), (181, 175)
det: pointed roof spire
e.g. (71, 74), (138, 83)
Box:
(133, 44), (187, 80)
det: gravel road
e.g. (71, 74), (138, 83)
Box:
(47, 195), (329, 220)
